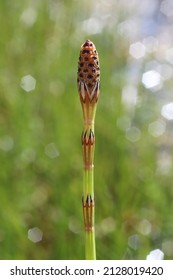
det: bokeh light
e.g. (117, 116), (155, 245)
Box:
(126, 127), (141, 142)
(146, 249), (164, 260)
(161, 103), (173, 120)
(20, 75), (36, 92)
(129, 42), (146, 59)
(45, 143), (60, 159)
(28, 227), (43, 243)
(148, 120), (166, 137)
(142, 70), (162, 90)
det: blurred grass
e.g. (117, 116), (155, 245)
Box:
(0, 0), (173, 260)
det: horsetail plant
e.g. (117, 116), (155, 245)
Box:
(77, 40), (100, 260)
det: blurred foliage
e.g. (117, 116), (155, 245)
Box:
(0, 0), (173, 260)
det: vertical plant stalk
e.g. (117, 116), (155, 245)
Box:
(77, 40), (100, 260)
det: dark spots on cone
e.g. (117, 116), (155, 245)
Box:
(82, 49), (90, 54)
(83, 40), (90, 47)
(88, 63), (94, 67)
(87, 74), (93, 79)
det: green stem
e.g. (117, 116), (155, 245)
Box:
(77, 40), (100, 260)
(83, 167), (96, 260)
(85, 228), (96, 260)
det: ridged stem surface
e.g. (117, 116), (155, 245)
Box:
(77, 40), (100, 260)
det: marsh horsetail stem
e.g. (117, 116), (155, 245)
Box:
(77, 40), (100, 260)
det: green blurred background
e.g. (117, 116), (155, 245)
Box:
(1, 0), (173, 260)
